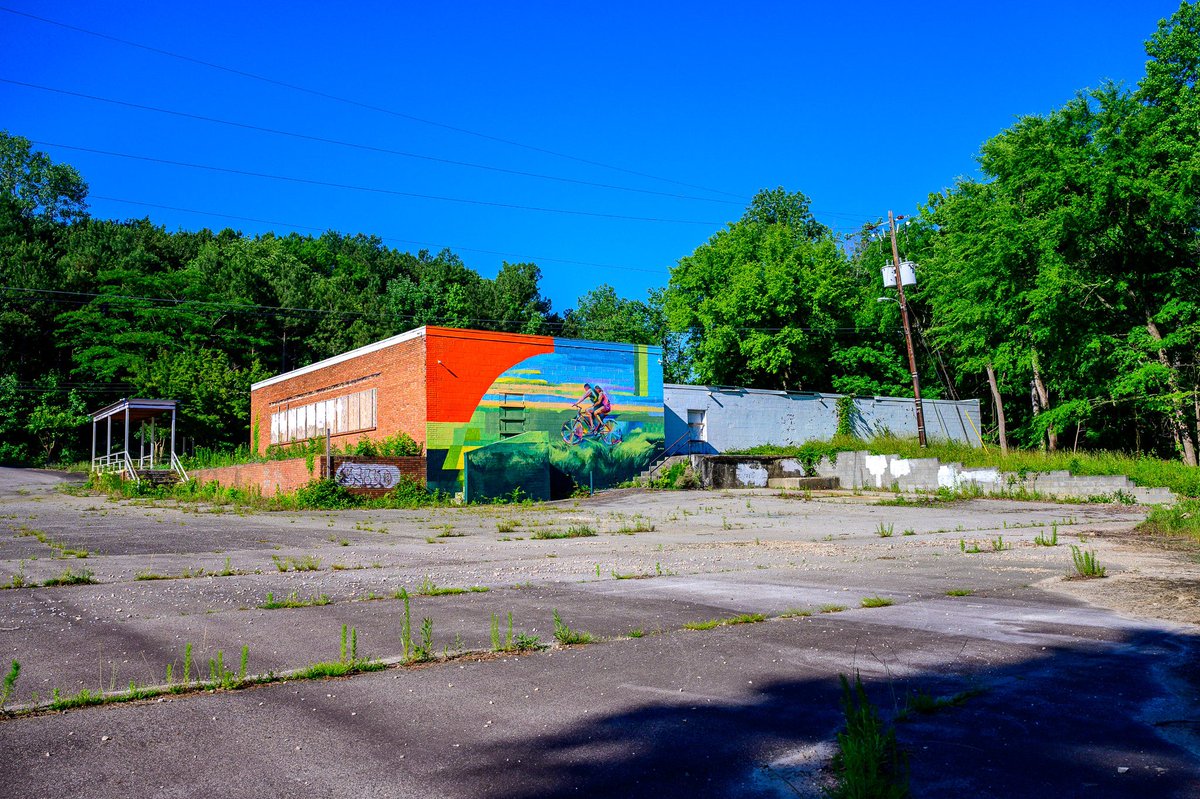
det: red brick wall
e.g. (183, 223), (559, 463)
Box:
(250, 331), (427, 455)
(191, 458), (318, 498)
(192, 455), (428, 498)
(329, 455), (425, 497)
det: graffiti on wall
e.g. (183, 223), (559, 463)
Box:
(334, 462), (402, 489)
(425, 330), (663, 499)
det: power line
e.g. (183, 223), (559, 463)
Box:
(0, 5), (743, 200)
(0, 285), (895, 335)
(2, 77), (746, 207)
(90, 195), (670, 275)
(35, 140), (725, 226)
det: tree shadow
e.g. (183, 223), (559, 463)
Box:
(454, 627), (1200, 798)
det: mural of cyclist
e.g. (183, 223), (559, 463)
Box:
(573, 382), (611, 434)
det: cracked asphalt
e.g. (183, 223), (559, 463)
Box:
(0, 466), (1197, 798)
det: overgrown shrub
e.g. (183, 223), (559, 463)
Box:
(294, 479), (359, 510)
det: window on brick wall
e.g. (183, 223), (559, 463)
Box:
(270, 388), (377, 444)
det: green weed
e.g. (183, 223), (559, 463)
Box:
(1069, 546), (1107, 578)
(827, 672), (909, 799)
(552, 609), (596, 645)
(860, 596), (894, 608)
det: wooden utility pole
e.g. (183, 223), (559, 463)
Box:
(887, 211), (927, 447)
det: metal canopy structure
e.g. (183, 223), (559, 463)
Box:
(90, 398), (187, 484)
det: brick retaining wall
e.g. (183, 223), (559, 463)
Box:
(192, 455), (427, 498)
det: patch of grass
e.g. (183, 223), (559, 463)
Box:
(1, 659), (19, 711)
(991, 536), (1010, 552)
(959, 539), (984, 554)
(532, 525), (596, 540)
(1137, 499), (1200, 541)
(860, 596), (894, 608)
(415, 576), (488, 596)
(778, 608), (813, 618)
(1069, 545), (1107, 579)
(876, 522), (894, 538)
(819, 604), (847, 614)
(901, 528), (916, 536)
(945, 588), (975, 597)
(613, 516), (656, 534)
(42, 567), (96, 586)
(496, 519), (517, 533)
(259, 591), (331, 609)
(628, 628), (645, 638)
(1034, 523), (1059, 547)
(271, 554), (321, 572)
(552, 609), (595, 645)
(827, 672), (910, 799)
(897, 686), (986, 721)
(134, 571), (172, 581)
(683, 613), (767, 631)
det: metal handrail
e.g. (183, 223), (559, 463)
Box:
(171, 452), (189, 482)
(123, 453), (139, 485)
(646, 430), (700, 477)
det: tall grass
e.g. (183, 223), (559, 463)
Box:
(1136, 499), (1200, 541)
(729, 434), (1200, 497)
(86, 472), (449, 511)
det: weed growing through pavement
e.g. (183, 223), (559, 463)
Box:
(991, 536), (1010, 552)
(778, 608), (814, 618)
(259, 591), (331, 609)
(1069, 546), (1107, 578)
(398, 588), (413, 661)
(860, 596), (895, 608)
(683, 613), (767, 630)
(533, 526), (596, 539)
(496, 520), (517, 533)
(41, 567), (96, 586)
(552, 609), (595, 645)
(897, 685), (986, 721)
(1, 561), (28, 589)
(1034, 523), (1059, 547)
(415, 576), (488, 596)
(614, 516), (656, 534)
(819, 604), (847, 614)
(1, 660), (19, 711)
(959, 539), (984, 554)
(945, 588), (975, 597)
(827, 672), (909, 799)
(272, 554), (321, 572)
(876, 522), (894, 538)
(628, 628), (645, 638)
(902, 528), (915, 536)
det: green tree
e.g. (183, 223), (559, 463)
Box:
(25, 373), (90, 464)
(0, 132), (88, 223)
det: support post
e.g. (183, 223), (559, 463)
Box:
(124, 405), (130, 466)
(888, 211), (927, 447)
(91, 417), (96, 471)
(150, 417), (155, 469)
(171, 409), (177, 466)
(106, 414), (111, 460)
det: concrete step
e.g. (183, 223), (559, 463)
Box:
(136, 470), (180, 486)
(766, 476), (840, 490)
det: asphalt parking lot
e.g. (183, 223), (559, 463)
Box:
(0, 467), (1197, 798)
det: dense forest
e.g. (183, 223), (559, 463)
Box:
(1, 3), (1197, 466)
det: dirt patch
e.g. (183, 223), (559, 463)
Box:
(1045, 529), (1200, 626)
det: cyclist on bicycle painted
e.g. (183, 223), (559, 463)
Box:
(574, 382), (611, 434)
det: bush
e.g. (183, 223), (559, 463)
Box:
(386, 475), (434, 506)
(294, 479), (359, 510)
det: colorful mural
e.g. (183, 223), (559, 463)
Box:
(424, 328), (664, 500)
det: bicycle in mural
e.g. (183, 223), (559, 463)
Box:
(561, 410), (623, 446)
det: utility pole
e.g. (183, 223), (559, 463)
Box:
(887, 211), (927, 447)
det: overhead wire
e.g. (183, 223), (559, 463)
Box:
(1, 78), (746, 207)
(34, 141), (726, 226)
(89, 195), (670, 275)
(0, 5), (743, 200)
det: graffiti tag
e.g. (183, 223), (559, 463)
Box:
(335, 463), (402, 489)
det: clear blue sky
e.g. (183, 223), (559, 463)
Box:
(0, 1), (1181, 315)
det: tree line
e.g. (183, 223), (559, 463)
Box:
(1, 2), (1197, 465)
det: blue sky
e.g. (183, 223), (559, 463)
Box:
(0, 1), (1181, 315)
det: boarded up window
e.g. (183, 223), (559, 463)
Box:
(269, 388), (377, 445)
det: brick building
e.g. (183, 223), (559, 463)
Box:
(250, 326), (664, 499)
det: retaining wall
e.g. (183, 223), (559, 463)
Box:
(191, 455), (426, 498)
(693, 451), (1176, 505)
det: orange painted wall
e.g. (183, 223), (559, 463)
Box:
(424, 326), (554, 423)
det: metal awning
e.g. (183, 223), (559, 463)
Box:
(90, 398), (178, 424)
